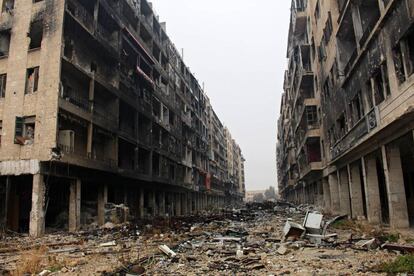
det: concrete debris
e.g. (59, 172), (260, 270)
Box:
(355, 238), (379, 250)
(38, 270), (51, 276)
(105, 203), (130, 224)
(277, 244), (289, 255)
(99, 241), (117, 247)
(159, 245), (177, 258)
(381, 243), (414, 254)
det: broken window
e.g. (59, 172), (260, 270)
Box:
(394, 30), (414, 83)
(358, 0), (380, 46)
(372, 63), (390, 105)
(0, 30), (11, 57)
(337, 0), (346, 13)
(319, 38), (327, 62)
(0, 74), (6, 98)
(64, 38), (74, 60)
(336, 114), (347, 139)
(152, 98), (161, 119)
(336, 10), (357, 74)
(306, 106), (318, 128)
(322, 77), (331, 99)
(2, 0), (13, 13)
(14, 116), (35, 145)
(25, 67), (39, 94)
(323, 12), (333, 44)
(350, 91), (364, 125)
(28, 21), (43, 50)
(295, 0), (307, 12)
(314, 0), (320, 20)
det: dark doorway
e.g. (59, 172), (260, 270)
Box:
(7, 176), (32, 233)
(376, 154), (389, 224)
(45, 177), (71, 232)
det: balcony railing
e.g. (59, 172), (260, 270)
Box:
(96, 24), (118, 50)
(331, 107), (378, 160)
(67, 0), (94, 31)
(61, 93), (90, 112)
(59, 143), (117, 168)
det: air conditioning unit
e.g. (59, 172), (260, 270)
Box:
(58, 130), (75, 152)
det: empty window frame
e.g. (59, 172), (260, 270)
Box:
(25, 67), (39, 94)
(14, 116), (36, 145)
(2, 0), (14, 13)
(393, 30), (414, 83)
(28, 21), (43, 50)
(0, 30), (11, 57)
(306, 106), (318, 127)
(314, 0), (320, 20)
(0, 74), (6, 98)
(323, 12), (333, 44)
(0, 120), (2, 146)
(372, 62), (390, 105)
(336, 114), (347, 138)
(350, 91), (364, 125)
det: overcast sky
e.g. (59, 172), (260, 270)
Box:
(152, 0), (291, 191)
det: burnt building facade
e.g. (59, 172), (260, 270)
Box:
(0, 0), (245, 237)
(278, 0), (414, 228)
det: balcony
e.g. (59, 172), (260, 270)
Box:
(292, 0), (307, 36)
(96, 24), (118, 50)
(181, 111), (192, 127)
(297, 138), (322, 180)
(331, 107), (379, 160)
(66, 0), (94, 32)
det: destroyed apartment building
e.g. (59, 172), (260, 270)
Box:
(277, 0), (414, 229)
(0, 0), (246, 237)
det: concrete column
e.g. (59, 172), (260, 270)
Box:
(338, 169), (351, 216)
(322, 177), (331, 210)
(362, 155), (382, 224)
(98, 184), (108, 226)
(169, 193), (175, 216)
(348, 162), (365, 219)
(182, 193), (188, 216)
(29, 174), (46, 237)
(317, 181), (324, 207)
(175, 193), (182, 216)
(158, 191), (166, 217)
(150, 191), (156, 217)
(187, 192), (192, 215)
(139, 188), (145, 219)
(329, 173), (340, 213)
(87, 123), (93, 157)
(382, 145), (409, 228)
(2, 177), (10, 230)
(195, 193), (200, 212)
(69, 179), (81, 233)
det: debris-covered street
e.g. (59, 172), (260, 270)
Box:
(1, 202), (414, 275)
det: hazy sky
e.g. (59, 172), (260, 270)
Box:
(152, 0), (291, 191)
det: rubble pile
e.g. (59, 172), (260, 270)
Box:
(1, 202), (414, 275)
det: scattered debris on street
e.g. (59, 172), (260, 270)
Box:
(1, 202), (414, 275)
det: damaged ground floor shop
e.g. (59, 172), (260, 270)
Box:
(284, 120), (414, 229)
(0, 162), (236, 238)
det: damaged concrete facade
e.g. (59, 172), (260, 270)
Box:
(278, 0), (414, 229)
(0, 0), (245, 237)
